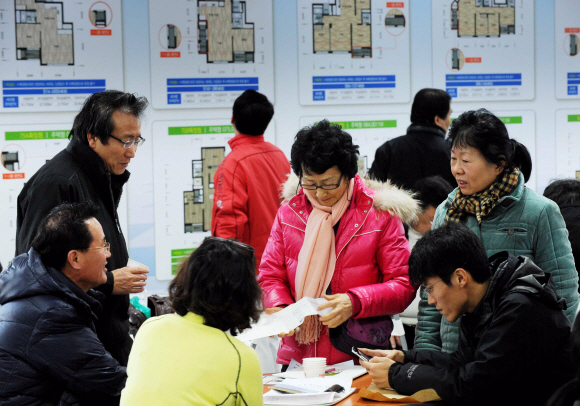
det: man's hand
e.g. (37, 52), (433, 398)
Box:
(111, 265), (149, 295)
(360, 348), (405, 363)
(360, 352), (401, 389)
(265, 307), (296, 338)
(318, 293), (353, 328)
(390, 335), (402, 349)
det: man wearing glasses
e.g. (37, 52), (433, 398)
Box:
(359, 223), (574, 406)
(0, 202), (127, 405)
(15, 90), (149, 366)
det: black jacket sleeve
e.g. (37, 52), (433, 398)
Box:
(368, 143), (392, 182)
(27, 307), (127, 406)
(389, 297), (554, 405)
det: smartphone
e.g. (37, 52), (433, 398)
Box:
(351, 346), (370, 362)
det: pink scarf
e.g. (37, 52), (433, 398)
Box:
(294, 178), (355, 344)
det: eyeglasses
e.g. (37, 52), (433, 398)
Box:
(421, 279), (443, 295)
(109, 134), (146, 149)
(86, 240), (111, 252)
(300, 175), (343, 191)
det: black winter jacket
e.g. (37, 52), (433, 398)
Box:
(0, 250), (126, 405)
(16, 138), (132, 365)
(389, 252), (574, 406)
(368, 124), (455, 190)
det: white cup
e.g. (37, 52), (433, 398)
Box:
(303, 357), (326, 378)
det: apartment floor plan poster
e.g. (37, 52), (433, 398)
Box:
(149, 0), (274, 109)
(0, 0), (123, 113)
(0, 123), (128, 268)
(555, 1), (580, 99)
(152, 119), (276, 280)
(297, 0), (410, 106)
(432, 0), (534, 102)
(299, 114), (410, 174)
(555, 110), (580, 180)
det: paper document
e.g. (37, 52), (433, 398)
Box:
(274, 360), (367, 380)
(237, 297), (332, 342)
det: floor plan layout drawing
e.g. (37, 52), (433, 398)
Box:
(184, 147), (225, 232)
(312, 0), (372, 58)
(451, 0), (515, 38)
(15, 0), (74, 65)
(197, 0), (254, 63)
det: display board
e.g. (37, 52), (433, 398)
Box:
(299, 114), (411, 173)
(452, 111), (536, 190)
(0, 0), (124, 113)
(152, 119), (275, 280)
(297, 0), (411, 105)
(555, 0), (580, 99)
(148, 0), (274, 109)
(555, 110), (580, 179)
(0, 123), (128, 267)
(432, 0), (534, 101)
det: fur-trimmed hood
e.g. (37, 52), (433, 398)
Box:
(281, 174), (419, 225)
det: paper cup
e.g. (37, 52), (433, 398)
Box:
(303, 357), (326, 378)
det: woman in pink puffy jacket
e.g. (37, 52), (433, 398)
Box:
(257, 120), (418, 367)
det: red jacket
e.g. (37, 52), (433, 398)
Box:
(211, 133), (290, 270)
(258, 175), (418, 365)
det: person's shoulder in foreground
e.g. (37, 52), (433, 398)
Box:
(0, 202), (126, 405)
(361, 223), (574, 406)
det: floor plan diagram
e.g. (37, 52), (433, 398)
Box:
(451, 0), (515, 37)
(184, 147), (225, 232)
(197, 0), (255, 63)
(312, 0), (372, 58)
(15, 0), (74, 65)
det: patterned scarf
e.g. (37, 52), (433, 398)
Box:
(445, 167), (520, 224)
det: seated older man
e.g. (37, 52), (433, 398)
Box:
(0, 202), (126, 405)
(361, 223), (575, 406)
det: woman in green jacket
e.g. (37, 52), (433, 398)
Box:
(415, 109), (579, 353)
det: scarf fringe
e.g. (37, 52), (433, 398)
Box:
(295, 315), (323, 345)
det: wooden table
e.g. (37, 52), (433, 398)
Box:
(263, 373), (431, 405)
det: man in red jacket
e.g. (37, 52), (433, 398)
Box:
(211, 90), (290, 271)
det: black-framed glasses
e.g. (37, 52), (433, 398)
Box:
(421, 279), (443, 296)
(109, 134), (146, 149)
(86, 240), (111, 252)
(300, 175), (343, 191)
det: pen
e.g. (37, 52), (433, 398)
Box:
(325, 368), (336, 373)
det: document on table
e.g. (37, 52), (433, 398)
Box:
(274, 360), (367, 380)
(237, 297), (332, 342)
(264, 377), (355, 405)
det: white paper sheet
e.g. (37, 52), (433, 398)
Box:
(236, 297), (332, 342)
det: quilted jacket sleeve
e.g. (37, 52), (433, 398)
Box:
(211, 159), (250, 241)
(257, 209), (295, 308)
(534, 200), (579, 320)
(27, 307), (126, 405)
(348, 214), (416, 319)
(414, 203), (447, 351)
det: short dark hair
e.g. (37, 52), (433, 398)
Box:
(31, 202), (99, 270)
(291, 119), (359, 179)
(410, 88), (452, 125)
(69, 90), (149, 145)
(169, 237), (262, 335)
(448, 109), (532, 182)
(413, 176), (454, 212)
(544, 179), (580, 208)
(409, 223), (491, 286)
(232, 90), (274, 136)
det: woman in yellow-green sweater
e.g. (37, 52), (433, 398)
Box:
(121, 237), (264, 406)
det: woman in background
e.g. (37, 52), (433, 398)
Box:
(415, 108), (579, 353)
(121, 237), (263, 406)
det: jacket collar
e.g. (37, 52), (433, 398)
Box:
(407, 123), (447, 139)
(184, 312), (205, 325)
(66, 137), (131, 192)
(228, 133), (264, 149)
